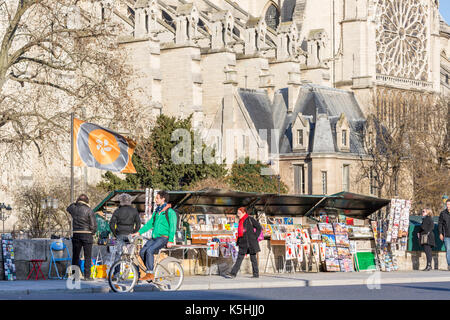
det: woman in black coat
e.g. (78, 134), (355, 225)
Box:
(418, 208), (435, 271)
(226, 207), (262, 278)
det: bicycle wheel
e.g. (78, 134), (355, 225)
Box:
(154, 260), (184, 291)
(108, 260), (138, 293)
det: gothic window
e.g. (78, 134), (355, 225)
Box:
(162, 10), (176, 30)
(375, 0), (429, 81)
(128, 7), (135, 22)
(265, 3), (280, 31)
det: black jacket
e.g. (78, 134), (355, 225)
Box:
(419, 215), (435, 247)
(236, 216), (262, 255)
(109, 205), (141, 236)
(438, 209), (450, 238)
(67, 201), (97, 234)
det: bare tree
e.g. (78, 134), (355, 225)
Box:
(0, 0), (141, 159)
(14, 181), (108, 238)
(359, 89), (450, 214)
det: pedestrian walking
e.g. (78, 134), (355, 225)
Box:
(67, 194), (97, 281)
(418, 208), (435, 271)
(109, 193), (141, 262)
(225, 207), (262, 279)
(438, 199), (450, 271)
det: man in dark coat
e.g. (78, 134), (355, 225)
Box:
(225, 207), (262, 279)
(418, 208), (435, 271)
(67, 194), (97, 281)
(109, 193), (141, 239)
(438, 199), (450, 271)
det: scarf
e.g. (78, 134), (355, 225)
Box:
(238, 213), (249, 239)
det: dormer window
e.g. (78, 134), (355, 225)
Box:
(342, 129), (347, 146)
(293, 113), (309, 151)
(297, 129), (304, 146)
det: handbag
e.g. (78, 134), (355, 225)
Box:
(248, 217), (264, 242)
(420, 232), (429, 245)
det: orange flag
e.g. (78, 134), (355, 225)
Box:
(73, 118), (137, 173)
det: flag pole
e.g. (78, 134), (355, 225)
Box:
(70, 112), (74, 238)
(70, 112), (74, 203)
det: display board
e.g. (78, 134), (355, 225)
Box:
(371, 199), (411, 272)
(1, 234), (16, 280)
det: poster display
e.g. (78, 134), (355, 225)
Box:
(2, 234), (16, 281)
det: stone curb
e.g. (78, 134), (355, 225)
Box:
(2, 276), (450, 295)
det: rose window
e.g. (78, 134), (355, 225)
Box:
(375, 0), (429, 81)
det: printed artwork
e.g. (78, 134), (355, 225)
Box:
(318, 223), (334, 235)
(207, 241), (219, 257)
(325, 246), (338, 259)
(337, 247), (351, 260)
(321, 234), (336, 247)
(285, 243), (296, 260)
(335, 234), (350, 248)
(309, 224), (321, 242)
(296, 242), (304, 263)
(333, 223), (348, 235)
(284, 217), (294, 225)
(311, 243), (320, 263)
(325, 258), (340, 272)
(339, 259), (354, 272)
(319, 243), (327, 262)
(2, 234), (16, 281)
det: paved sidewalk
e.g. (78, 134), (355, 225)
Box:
(0, 270), (449, 295)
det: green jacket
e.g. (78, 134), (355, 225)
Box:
(138, 207), (177, 243)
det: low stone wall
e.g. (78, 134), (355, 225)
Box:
(0, 239), (447, 280)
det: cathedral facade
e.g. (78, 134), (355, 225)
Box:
(1, 0), (449, 231)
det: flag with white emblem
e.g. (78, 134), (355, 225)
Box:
(72, 118), (137, 173)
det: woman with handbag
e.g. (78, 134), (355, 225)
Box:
(225, 207), (263, 279)
(418, 208), (435, 271)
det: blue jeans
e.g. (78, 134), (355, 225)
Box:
(139, 237), (168, 273)
(444, 238), (450, 266)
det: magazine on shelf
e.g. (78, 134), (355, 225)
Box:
(321, 234), (336, 247)
(333, 223), (348, 235)
(325, 258), (340, 272)
(309, 224), (321, 241)
(325, 246), (338, 259)
(337, 247), (352, 260)
(318, 223), (334, 235)
(335, 234), (350, 247)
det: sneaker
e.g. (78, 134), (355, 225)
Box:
(224, 273), (236, 279)
(139, 273), (154, 282)
(252, 274), (259, 278)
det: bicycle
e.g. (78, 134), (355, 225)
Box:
(108, 235), (184, 293)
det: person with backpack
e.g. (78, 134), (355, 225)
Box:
(225, 207), (262, 279)
(109, 193), (141, 264)
(132, 190), (177, 282)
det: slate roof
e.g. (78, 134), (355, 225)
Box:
(237, 84), (367, 156)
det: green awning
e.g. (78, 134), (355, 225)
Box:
(93, 188), (390, 219)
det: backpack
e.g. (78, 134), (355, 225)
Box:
(160, 204), (184, 244)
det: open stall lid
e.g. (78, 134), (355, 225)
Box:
(93, 189), (390, 219)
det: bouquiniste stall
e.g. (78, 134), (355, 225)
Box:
(94, 189), (391, 274)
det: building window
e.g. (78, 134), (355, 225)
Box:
(297, 129), (304, 146)
(294, 165), (306, 194)
(322, 171), (327, 195)
(265, 4), (280, 30)
(342, 129), (347, 146)
(342, 165), (350, 192)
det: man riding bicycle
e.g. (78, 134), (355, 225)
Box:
(132, 190), (176, 282)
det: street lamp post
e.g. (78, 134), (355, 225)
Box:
(0, 203), (12, 234)
(41, 197), (59, 238)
